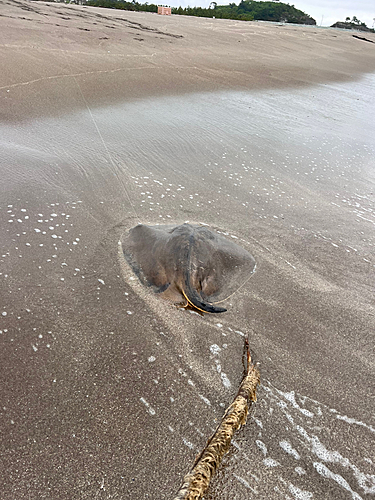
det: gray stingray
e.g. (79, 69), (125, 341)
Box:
(121, 223), (256, 314)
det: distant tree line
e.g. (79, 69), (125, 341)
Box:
(85, 0), (316, 25)
(331, 16), (374, 32)
(87, 0), (158, 12)
(172, 1), (315, 24)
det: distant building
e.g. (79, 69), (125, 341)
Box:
(158, 6), (171, 15)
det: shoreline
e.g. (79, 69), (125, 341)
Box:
(1, 3), (375, 499)
(1, 1), (375, 122)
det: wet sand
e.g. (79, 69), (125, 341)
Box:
(2, 0), (375, 121)
(1, 1), (375, 499)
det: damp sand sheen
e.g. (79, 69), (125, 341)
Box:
(1, 2), (375, 499)
(120, 222), (260, 496)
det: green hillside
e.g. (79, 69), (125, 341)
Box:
(87, 0), (316, 25)
(173, 1), (316, 24)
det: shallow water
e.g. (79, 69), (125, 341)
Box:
(1, 75), (374, 498)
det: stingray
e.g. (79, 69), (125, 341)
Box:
(121, 223), (256, 314)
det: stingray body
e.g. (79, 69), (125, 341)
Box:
(121, 223), (256, 314)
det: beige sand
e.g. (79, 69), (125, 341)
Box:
(1, 2), (375, 500)
(1, 0), (375, 121)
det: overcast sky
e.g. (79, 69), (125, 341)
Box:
(287, 0), (374, 27)
(166, 0), (375, 28)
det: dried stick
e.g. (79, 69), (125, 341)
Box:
(173, 338), (260, 500)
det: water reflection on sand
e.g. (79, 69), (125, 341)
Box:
(1, 75), (374, 499)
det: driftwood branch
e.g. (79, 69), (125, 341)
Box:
(173, 338), (260, 500)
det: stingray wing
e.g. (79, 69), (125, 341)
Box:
(122, 224), (172, 291)
(190, 228), (256, 303)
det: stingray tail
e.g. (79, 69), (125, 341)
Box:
(182, 285), (227, 314)
(183, 252), (227, 314)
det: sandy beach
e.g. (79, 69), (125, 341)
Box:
(1, 1), (375, 499)
(2, 0), (375, 121)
